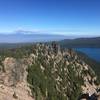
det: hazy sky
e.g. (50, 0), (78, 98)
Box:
(0, 0), (100, 36)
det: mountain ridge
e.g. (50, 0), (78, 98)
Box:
(0, 32), (67, 43)
(59, 37), (100, 48)
(0, 43), (100, 100)
(0, 31), (100, 43)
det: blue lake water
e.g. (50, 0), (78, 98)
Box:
(74, 48), (100, 62)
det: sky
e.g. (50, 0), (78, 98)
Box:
(0, 0), (100, 36)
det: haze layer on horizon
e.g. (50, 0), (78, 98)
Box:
(0, 0), (100, 36)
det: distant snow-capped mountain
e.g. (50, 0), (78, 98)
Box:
(0, 31), (68, 43)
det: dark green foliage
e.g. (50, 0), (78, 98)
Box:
(0, 45), (34, 58)
(67, 65), (82, 100)
(27, 58), (83, 100)
(0, 56), (5, 72)
(27, 61), (58, 100)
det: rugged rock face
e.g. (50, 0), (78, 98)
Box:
(0, 43), (100, 100)
(27, 43), (100, 100)
(0, 57), (33, 100)
(2, 57), (25, 86)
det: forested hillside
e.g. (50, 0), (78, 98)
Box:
(60, 37), (100, 48)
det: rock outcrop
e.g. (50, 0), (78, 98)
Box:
(0, 43), (99, 100)
(27, 43), (100, 100)
(0, 57), (33, 100)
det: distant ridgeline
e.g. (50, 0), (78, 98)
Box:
(0, 42), (100, 100)
(59, 37), (100, 48)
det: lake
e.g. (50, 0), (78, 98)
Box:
(74, 48), (100, 62)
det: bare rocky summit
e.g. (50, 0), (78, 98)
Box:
(0, 43), (100, 100)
